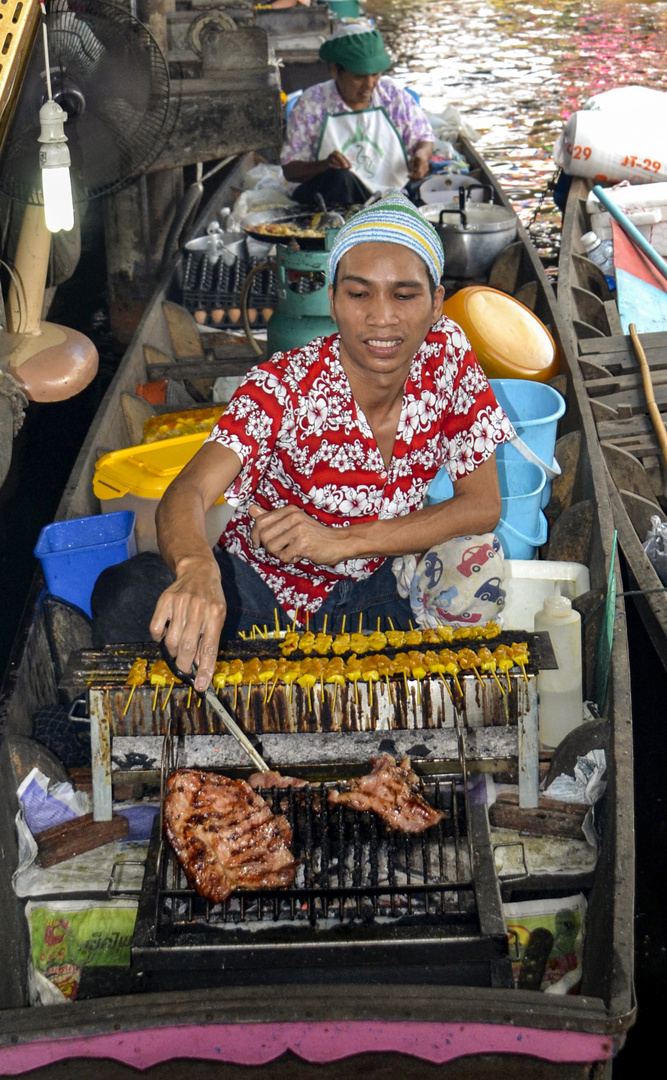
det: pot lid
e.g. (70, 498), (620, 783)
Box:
(420, 202), (517, 232)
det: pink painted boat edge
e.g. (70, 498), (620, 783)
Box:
(0, 1021), (616, 1074)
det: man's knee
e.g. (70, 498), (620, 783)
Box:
(91, 552), (175, 646)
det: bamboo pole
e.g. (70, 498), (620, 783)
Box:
(630, 322), (667, 476)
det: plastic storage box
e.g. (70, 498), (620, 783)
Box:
(93, 432), (233, 552)
(34, 510), (137, 617)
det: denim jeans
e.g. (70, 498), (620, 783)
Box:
(91, 549), (413, 646)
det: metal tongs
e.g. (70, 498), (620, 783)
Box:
(160, 640), (270, 773)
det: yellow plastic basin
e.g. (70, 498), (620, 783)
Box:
(442, 286), (559, 382)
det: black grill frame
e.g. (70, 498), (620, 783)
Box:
(133, 773), (512, 987)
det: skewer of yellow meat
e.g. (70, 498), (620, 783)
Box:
(324, 655), (346, 709)
(258, 658), (278, 702)
(149, 660), (175, 711)
(439, 649), (463, 697)
(267, 658), (292, 703)
(298, 630), (316, 655)
(493, 644), (515, 694)
(313, 631), (333, 655)
(457, 647), (484, 686)
(123, 658), (147, 716)
(332, 631), (351, 655)
(360, 654), (379, 706)
(510, 642), (530, 683)
(477, 646), (506, 695)
(296, 657), (317, 711)
(375, 653), (395, 700)
(407, 649), (428, 705)
(226, 658), (244, 710)
(281, 658), (299, 702)
(281, 631), (300, 656)
(367, 630), (387, 652)
(423, 649), (453, 699)
(349, 632), (371, 655)
(344, 653), (362, 706)
(212, 660), (229, 694)
(392, 651), (412, 694)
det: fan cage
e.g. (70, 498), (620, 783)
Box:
(0, 0), (172, 205)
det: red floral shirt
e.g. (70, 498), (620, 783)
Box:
(206, 317), (514, 618)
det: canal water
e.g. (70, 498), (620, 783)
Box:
(1, 0), (666, 1068)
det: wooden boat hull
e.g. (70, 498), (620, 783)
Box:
(560, 175), (667, 671)
(0, 152), (634, 1073)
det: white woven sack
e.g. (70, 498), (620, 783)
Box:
(554, 110), (667, 184)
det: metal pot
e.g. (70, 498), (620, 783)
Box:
(421, 189), (517, 278)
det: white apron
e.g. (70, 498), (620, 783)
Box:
(317, 107), (409, 194)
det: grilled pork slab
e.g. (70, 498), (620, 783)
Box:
(164, 769), (297, 903)
(327, 755), (445, 833)
(247, 771), (308, 790)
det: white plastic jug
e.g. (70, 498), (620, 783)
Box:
(534, 590), (583, 749)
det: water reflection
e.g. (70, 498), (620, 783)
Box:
(365, 0), (667, 266)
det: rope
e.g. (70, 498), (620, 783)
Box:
(526, 167), (559, 234)
(0, 369), (29, 435)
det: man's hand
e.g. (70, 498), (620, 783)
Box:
(150, 555), (226, 692)
(249, 504), (356, 566)
(407, 142), (433, 181)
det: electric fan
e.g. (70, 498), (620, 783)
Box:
(0, 0), (173, 206)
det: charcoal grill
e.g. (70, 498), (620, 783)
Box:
(63, 630), (555, 821)
(132, 769), (512, 988)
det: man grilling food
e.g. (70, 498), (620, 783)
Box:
(116, 192), (511, 692)
(281, 25), (435, 206)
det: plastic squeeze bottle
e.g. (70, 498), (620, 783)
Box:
(534, 589), (583, 749)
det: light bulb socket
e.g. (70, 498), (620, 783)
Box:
(38, 99), (69, 146)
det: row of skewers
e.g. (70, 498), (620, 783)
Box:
(122, 642), (529, 715)
(237, 614), (503, 658)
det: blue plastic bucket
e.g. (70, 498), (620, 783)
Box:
(426, 458), (547, 559)
(34, 510), (137, 617)
(490, 378), (565, 506)
(495, 510), (548, 560)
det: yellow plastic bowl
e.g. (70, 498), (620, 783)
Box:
(442, 286), (559, 382)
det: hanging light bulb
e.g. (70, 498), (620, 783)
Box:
(39, 98), (74, 233)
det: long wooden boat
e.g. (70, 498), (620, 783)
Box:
(559, 175), (667, 671)
(0, 145), (634, 1075)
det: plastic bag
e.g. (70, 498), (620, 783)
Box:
(642, 514), (667, 585)
(425, 105), (480, 145)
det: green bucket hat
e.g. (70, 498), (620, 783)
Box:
(319, 27), (392, 75)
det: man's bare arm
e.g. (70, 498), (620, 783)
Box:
(151, 442), (242, 689)
(249, 455), (501, 565)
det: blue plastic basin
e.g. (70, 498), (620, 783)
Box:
(34, 510), (137, 617)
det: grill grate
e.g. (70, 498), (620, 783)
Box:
(133, 771), (512, 987)
(157, 778), (471, 928)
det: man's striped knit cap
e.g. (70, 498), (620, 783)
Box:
(328, 191), (445, 285)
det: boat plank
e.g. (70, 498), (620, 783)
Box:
(602, 442), (663, 504)
(579, 329), (667, 355)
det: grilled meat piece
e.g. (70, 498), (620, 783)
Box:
(164, 769), (297, 903)
(327, 754), (444, 834)
(247, 771), (308, 790)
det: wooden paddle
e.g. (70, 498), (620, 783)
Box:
(629, 322), (667, 478)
